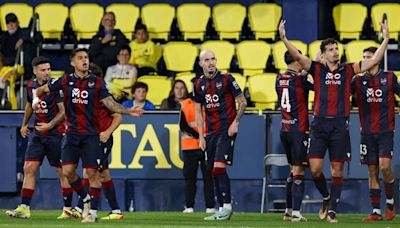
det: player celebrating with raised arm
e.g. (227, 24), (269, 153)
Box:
(351, 46), (399, 222)
(193, 50), (247, 221)
(278, 20), (389, 222)
(6, 56), (72, 219)
(32, 48), (143, 223)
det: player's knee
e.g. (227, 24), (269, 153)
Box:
(379, 165), (391, 175)
(23, 162), (37, 175)
(86, 169), (99, 181)
(211, 167), (226, 176)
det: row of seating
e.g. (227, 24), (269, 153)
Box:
(0, 2), (281, 41)
(334, 3), (400, 41)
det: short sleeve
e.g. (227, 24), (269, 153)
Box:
(99, 79), (111, 100)
(227, 74), (242, 97)
(301, 74), (314, 91)
(26, 81), (33, 103)
(48, 76), (64, 92)
(56, 89), (63, 103)
(350, 76), (357, 95)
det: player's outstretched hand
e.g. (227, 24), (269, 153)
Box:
(228, 121), (239, 136)
(199, 136), (206, 151)
(278, 20), (287, 40)
(20, 125), (30, 138)
(129, 108), (144, 117)
(381, 21), (389, 40)
(35, 122), (53, 132)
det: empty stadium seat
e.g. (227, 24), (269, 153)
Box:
(35, 3), (68, 40)
(248, 3), (281, 41)
(273, 40), (307, 72)
(175, 72), (196, 93)
(236, 40), (271, 76)
(163, 42), (198, 72)
(141, 3), (175, 41)
(212, 3), (246, 41)
(345, 40), (379, 63)
(106, 3), (140, 40)
(308, 40), (344, 61)
(0, 3), (33, 30)
(137, 75), (171, 106)
(51, 70), (65, 79)
(201, 40), (234, 71)
(371, 3), (400, 41)
(70, 3), (104, 40)
(248, 73), (278, 110)
(177, 3), (210, 41)
(230, 73), (246, 91)
(333, 3), (367, 41)
(308, 85), (314, 110)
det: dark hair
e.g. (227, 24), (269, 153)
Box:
(284, 50), (302, 65)
(103, 11), (115, 19)
(89, 63), (103, 78)
(70, 48), (88, 59)
(132, 82), (148, 93)
(320, 38), (338, 53)
(32, 56), (50, 67)
(135, 24), (148, 33)
(363, 46), (378, 54)
(165, 80), (188, 108)
(119, 45), (131, 55)
(5, 13), (18, 24)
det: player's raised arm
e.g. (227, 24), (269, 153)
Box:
(278, 20), (312, 71)
(101, 96), (144, 117)
(359, 22), (389, 74)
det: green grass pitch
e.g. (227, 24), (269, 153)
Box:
(0, 211), (399, 227)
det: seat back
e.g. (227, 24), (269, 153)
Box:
(345, 40), (379, 63)
(141, 3), (175, 40)
(137, 75), (171, 106)
(248, 3), (281, 40)
(371, 3), (400, 41)
(106, 3), (140, 40)
(70, 3), (104, 40)
(273, 40), (307, 71)
(177, 3), (210, 41)
(212, 3), (246, 40)
(175, 72), (196, 93)
(236, 40), (271, 76)
(201, 40), (234, 71)
(264, 154), (289, 167)
(0, 3), (33, 30)
(308, 40), (344, 61)
(333, 3), (367, 40)
(35, 3), (68, 40)
(163, 42), (198, 72)
(248, 73), (278, 110)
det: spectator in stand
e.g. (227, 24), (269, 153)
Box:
(160, 80), (188, 110)
(129, 24), (159, 76)
(89, 12), (128, 73)
(0, 52), (24, 110)
(104, 45), (138, 103)
(122, 82), (155, 110)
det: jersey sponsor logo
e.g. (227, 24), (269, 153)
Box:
(366, 88), (383, 103)
(34, 101), (49, 114)
(71, 88), (89, 104)
(325, 72), (341, 85)
(205, 94), (220, 108)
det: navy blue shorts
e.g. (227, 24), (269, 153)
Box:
(280, 131), (309, 166)
(25, 134), (62, 167)
(61, 134), (101, 169)
(360, 132), (394, 165)
(308, 117), (351, 162)
(205, 133), (237, 169)
(99, 136), (113, 170)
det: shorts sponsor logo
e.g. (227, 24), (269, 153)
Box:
(325, 72), (341, 85)
(71, 88), (89, 104)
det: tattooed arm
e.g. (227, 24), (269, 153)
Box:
(36, 102), (65, 132)
(101, 96), (143, 116)
(228, 93), (247, 136)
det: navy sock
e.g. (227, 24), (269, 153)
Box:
(216, 173), (231, 204)
(329, 177), (344, 212)
(61, 188), (73, 208)
(384, 180), (394, 201)
(102, 180), (120, 210)
(312, 173), (330, 199)
(292, 175), (305, 211)
(213, 176), (223, 207)
(369, 188), (381, 212)
(286, 172), (293, 209)
(70, 177), (87, 200)
(76, 178), (90, 210)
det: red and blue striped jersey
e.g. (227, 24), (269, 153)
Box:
(276, 71), (313, 133)
(98, 105), (114, 132)
(309, 61), (360, 117)
(193, 72), (242, 135)
(48, 73), (110, 135)
(352, 70), (400, 134)
(27, 78), (65, 136)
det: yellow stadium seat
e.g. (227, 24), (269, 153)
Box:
(212, 3), (246, 41)
(0, 3), (33, 30)
(333, 3), (367, 41)
(308, 89), (314, 110)
(371, 3), (400, 41)
(51, 71), (65, 79)
(141, 3), (175, 41)
(308, 40), (344, 61)
(248, 3), (281, 41)
(201, 41), (234, 71)
(70, 3), (104, 40)
(163, 42), (198, 72)
(230, 73), (246, 91)
(273, 40), (308, 72)
(137, 75), (171, 106)
(175, 72), (196, 93)
(248, 73), (277, 110)
(236, 40), (271, 77)
(106, 3), (139, 40)
(35, 3), (68, 40)
(345, 40), (379, 63)
(177, 3), (210, 41)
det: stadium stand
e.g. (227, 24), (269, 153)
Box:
(0, 3), (33, 30)
(69, 3), (104, 40)
(236, 40), (271, 77)
(248, 3), (281, 41)
(345, 40), (379, 63)
(163, 41), (198, 73)
(177, 3), (210, 41)
(141, 3), (175, 41)
(34, 3), (69, 41)
(200, 40), (234, 72)
(212, 3), (246, 41)
(371, 3), (400, 41)
(247, 73), (277, 110)
(137, 75), (171, 106)
(105, 3), (140, 40)
(332, 3), (367, 41)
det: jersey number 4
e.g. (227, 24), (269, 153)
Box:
(281, 88), (291, 112)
